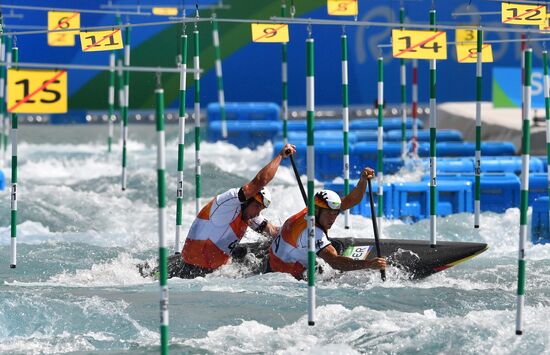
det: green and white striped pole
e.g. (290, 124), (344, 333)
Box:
(116, 15), (124, 150)
(10, 44), (18, 269)
(341, 31), (350, 229)
(474, 29), (483, 228)
(412, 59), (418, 157)
(377, 56), (384, 228)
(544, 50), (550, 233)
(175, 31), (188, 254)
(516, 47), (532, 336)
(212, 15), (227, 139)
(121, 25), (131, 191)
(306, 34), (316, 327)
(108, 52), (115, 153)
(399, 7), (407, 159)
(429, 9), (437, 247)
(155, 76), (169, 353)
(193, 23), (202, 214)
(281, 1), (289, 144)
(3, 35), (11, 164)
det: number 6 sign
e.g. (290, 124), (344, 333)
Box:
(48, 11), (80, 47)
(251, 23), (289, 43)
(7, 69), (68, 113)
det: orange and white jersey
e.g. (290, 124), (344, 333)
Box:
(268, 208), (331, 279)
(182, 188), (265, 270)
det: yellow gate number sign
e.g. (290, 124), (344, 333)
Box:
(7, 69), (68, 114)
(80, 29), (123, 52)
(455, 28), (477, 44)
(152, 7), (178, 16)
(501, 3), (546, 25)
(392, 29), (447, 60)
(48, 11), (80, 47)
(327, 0), (358, 16)
(456, 44), (494, 63)
(251, 24), (289, 43)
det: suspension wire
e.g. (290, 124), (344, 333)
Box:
(0, 4), (150, 16)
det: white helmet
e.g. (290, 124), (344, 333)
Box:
(253, 187), (271, 208)
(314, 190), (341, 210)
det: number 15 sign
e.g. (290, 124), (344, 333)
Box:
(7, 69), (68, 113)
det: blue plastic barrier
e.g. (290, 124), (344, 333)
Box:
(436, 180), (473, 216)
(529, 173), (548, 205)
(284, 130), (359, 145)
(479, 156), (543, 175)
(208, 120), (281, 148)
(286, 120), (342, 131)
(324, 180), (394, 218)
(393, 182), (430, 222)
(0, 169), (4, 191)
(207, 102), (280, 121)
(422, 158), (474, 173)
(351, 142), (403, 176)
(350, 117), (424, 131)
(531, 196), (550, 244)
(427, 173), (520, 212)
(535, 156), (547, 172)
(386, 129), (463, 142)
(418, 142), (516, 157)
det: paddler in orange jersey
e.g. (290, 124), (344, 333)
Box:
(178, 143), (296, 278)
(266, 167), (387, 279)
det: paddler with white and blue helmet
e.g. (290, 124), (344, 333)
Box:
(266, 167), (386, 279)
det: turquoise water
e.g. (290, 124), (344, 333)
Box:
(0, 125), (549, 354)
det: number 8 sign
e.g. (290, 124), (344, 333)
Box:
(7, 69), (68, 113)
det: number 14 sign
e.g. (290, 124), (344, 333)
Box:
(392, 29), (447, 60)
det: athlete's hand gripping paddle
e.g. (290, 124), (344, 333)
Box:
(367, 178), (386, 281)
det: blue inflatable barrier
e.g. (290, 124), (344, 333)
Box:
(531, 196), (550, 244)
(207, 102), (280, 121)
(350, 117), (424, 131)
(428, 173), (520, 212)
(386, 129), (463, 142)
(479, 156), (543, 175)
(324, 180), (394, 218)
(418, 142), (516, 157)
(208, 120), (281, 148)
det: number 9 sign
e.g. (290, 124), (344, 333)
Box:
(251, 23), (289, 43)
(7, 69), (68, 113)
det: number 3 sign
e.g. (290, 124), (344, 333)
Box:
(7, 69), (68, 113)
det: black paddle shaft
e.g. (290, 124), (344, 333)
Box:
(367, 178), (387, 281)
(287, 151), (308, 206)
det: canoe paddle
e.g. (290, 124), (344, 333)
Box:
(367, 178), (386, 281)
(287, 150), (308, 205)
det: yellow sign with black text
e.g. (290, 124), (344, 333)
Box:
(327, 0), (358, 16)
(501, 2), (546, 25)
(80, 29), (123, 52)
(456, 44), (494, 63)
(251, 24), (289, 43)
(47, 11), (80, 46)
(455, 28), (477, 44)
(152, 7), (178, 16)
(7, 69), (67, 113)
(392, 29), (447, 60)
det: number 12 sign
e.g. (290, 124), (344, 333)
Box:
(7, 69), (67, 114)
(392, 29), (447, 60)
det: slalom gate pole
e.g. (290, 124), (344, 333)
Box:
(516, 47), (532, 336)
(341, 31), (350, 229)
(175, 28), (188, 254)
